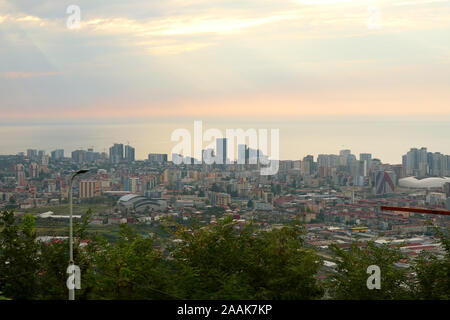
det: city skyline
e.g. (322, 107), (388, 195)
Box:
(1, 0), (450, 304)
(2, 1), (450, 165)
(2, 117), (450, 164)
(11, 142), (450, 172)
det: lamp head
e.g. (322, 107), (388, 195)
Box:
(71, 169), (90, 180)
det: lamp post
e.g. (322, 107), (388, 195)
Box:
(68, 169), (89, 300)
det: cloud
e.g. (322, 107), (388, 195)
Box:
(81, 12), (299, 37)
(1, 0), (450, 121)
(15, 15), (41, 22)
(2, 1), (450, 56)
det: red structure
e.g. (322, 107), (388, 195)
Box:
(381, 206), (450, 216)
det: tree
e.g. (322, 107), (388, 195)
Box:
(412, 226), (450, 299)
(0, 291), (10, 300)
(86, 224), (175, 299)
(170, 217), (324, 299)
(327, 241), (412, 299)
(37, 209), (96, 300)
(0, 211), (40, 299)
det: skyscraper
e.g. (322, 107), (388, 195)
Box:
(216, 138), (227, 165)
(109, 143), (124, 164)
(30, 162), (39, 178)
(27, 149), (38, 159)
(51, 149), (64, 160)
(71, 150), (86, 163)
(360, 153), (372, 176)
(302, 155), (314, 176)
(16, 163), (26, 186)
(125, 145), (135, 163)
(237, 144), (248, 165)
(405, 147), (429, 177)
(339, 149), (352, 166)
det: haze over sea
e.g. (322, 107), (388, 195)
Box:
(2, 116), (449, 164)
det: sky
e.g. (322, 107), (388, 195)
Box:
(1, 0), (449, 162)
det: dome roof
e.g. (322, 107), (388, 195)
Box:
(399, 176), (450, 188)
(118, 194), (140, 202)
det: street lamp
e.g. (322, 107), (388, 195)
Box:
(68, 169), (89, 300)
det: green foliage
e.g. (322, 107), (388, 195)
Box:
(0, 291), (10, 300)
(327, 241), (412, 300)
(0, 211), (40, 299)
(1, 208), (448, 301)
(412, 226), (450, 299)
(87, 224), (176, 299)
(171, 217), (323, 299)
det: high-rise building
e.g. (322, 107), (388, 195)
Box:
(16, 164), (26, 186)
(348, 159), (364, 177)
(124, 177), (140, 193)
(79, 180), (101, 198)
(85, 149), (100, 163)
(216, 138), (227, 165)
(402, 147), (449, 177)
(340, 149), (351, 156)
(27, 149), (38, 159)
(429, 152), (447, 176)
(317, 154), (339, 168)
(360, 153), (372, 176)
(339, 149), (353, 166)
(71, 150), (86, 163)
(51, 149), (64, 160)
(405, 147), (428, 176)
(30, 162), (39, 179)
(125, 145), (135, 163)
(302, 155), (314, 176)
(148, 153), (168, 164)
(247, 147), (260, 164)
(109, 143), (124, 164)
(237, 144), (247, 165)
